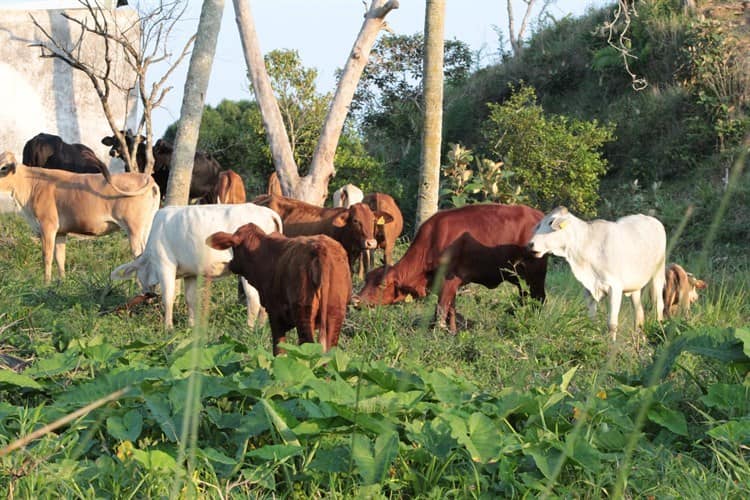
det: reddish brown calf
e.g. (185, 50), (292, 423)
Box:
(214, 170), (246, 204)
(207, 223), (351, 355)
(361, 193), (404, 276)
(355, 204), (548, 332)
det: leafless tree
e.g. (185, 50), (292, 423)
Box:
(30, 0), (195, 177)
(506, 0), (554, 58)
(234, 0), (400, 205)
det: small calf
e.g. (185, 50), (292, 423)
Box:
(207, 223), (351, 355)
(664, 263), (707, 318)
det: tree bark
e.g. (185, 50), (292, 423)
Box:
(164, 0), (225, 206)
(415, 0), (445, 230)
(234, 0), (399, 205)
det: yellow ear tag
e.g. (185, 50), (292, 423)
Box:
(559, 220), (568, 230)
(376, 216), (386, 226)
(404, 294), (413, 303)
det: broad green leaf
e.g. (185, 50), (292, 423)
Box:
(199, 447), (237, 466)
(351, 431), (399, 485)
(56, 367), (166, 406)
(83, 343), (123, 366)
(424, 369), (475, 405)
(701, 384), (750, 415)
(308, 445), (350, 473)
(524, 444), (563, 480)
(304, 376), (357, 404)
(707, 420), (750, 444)
(405, 418), (456, 458)
(247, 444), (303, 461)
(564, 434), (603, 473)
(559, 366), (578, 393)
(271, 356), (316, 385)
(445, 412), (509, 464)
(356, 390), (424, 414)
(131, 449), (178, 472)
(364, 363), (425, 392)
(261, 398), (300, 447)
(169, 374), (235, 413)
(169, 343), (243, 373)
(144, 394), (179, 442)
(0, 369), (43, 390)
(734, 328), (750, 358)
(647, 404), (688, 436)
(106, 409), (143, 442)
(24, 351), (79, 377)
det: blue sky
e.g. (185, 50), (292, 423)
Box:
(1, 0), (609, 136)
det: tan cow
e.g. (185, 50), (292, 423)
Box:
(214, 169), (246, 204)
(664, 263), (707, 318)
(0, 151), (159, 282)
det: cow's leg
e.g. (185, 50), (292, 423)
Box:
(356, 251), (366, 280)
(54, 234), (67, 280)
(607, 286), (623, 340)
(241, 278), (265, 327)
(630, 290), (645, 331)
(39, 225), (57, 283)
(184, 277), (198, 327)
(158, 266), (177, 329)
(437, 277), (462, 332)
(323, 307), (345, 352)
(270, 317), (287, 356)
(651, 265), (666, 322)
(584, 289), (598, 319)
(295, 303), (316, 346)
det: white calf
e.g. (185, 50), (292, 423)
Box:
(332, 183), (364, 208)
(528, 206), (666, 339)
(111, 203), (282, 329)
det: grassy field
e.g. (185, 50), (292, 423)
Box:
(0, 210), (748, 498)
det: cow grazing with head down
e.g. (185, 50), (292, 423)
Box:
(207, 223), (351, 355)
(101, 131), (222, 203)
(23, 132), (108, 177)
(111, 203), (282, 329)
(664, 263), (707, 318)
(354, 204), (548, 332)
(360, 192), (403, 276)
(0, 151), (159, 282)
(527, 206), (666, 339)
(332, 183), (364, 208)
(214, 170), (246, 204)
(253, 194), (393, 274)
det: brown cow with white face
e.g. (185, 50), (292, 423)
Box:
(207, 223), (351, 355)
(355, 204), (547, 332)
(0, 151), (159, 282)
(253, 194), (393, 275)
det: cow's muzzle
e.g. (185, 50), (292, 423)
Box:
(364, 238), (377, 250)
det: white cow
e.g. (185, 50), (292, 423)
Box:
(527, 206), (666, 339)
(111, 203), (282, 329)
(332, 183), (364, 208)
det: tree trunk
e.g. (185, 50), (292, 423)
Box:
(233, 0), (299, 197)
(415, 0), (445, 230)
(234, 0), (399, 205)
(164, 0), (225, 206)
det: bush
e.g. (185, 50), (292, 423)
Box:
(480, 84), (614, 216)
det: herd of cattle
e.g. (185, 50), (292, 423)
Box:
(0, 132), (707, 355)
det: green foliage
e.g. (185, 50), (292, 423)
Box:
(481, 84), (614, 215)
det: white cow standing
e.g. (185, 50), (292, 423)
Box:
(111, 203), (282, 329)
(332, 184), (364, 208)
(527, 206), (666, 339)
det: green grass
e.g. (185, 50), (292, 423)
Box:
(0, 212), (748, 498)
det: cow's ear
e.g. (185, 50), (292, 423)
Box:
(332, 211), (349, 227)
(111, 261), (139, 280)
(101, 136), (114, 146)
(693, 279), (707, 290)
(551, 217), (569, 231)
(206, 231), (236, 250)
(375, 211), (394, 226)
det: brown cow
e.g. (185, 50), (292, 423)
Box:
(267, 171), (283, 196)
(354, 204), (548, 332)
(214, 170), (246, 204)
(0, 151), (159, 282)
(361, 192), (404, 276)
(253, 194), (393, 273)
(207, 223), (351, 355)
(664, 263), (707, 318)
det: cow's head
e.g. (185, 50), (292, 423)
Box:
(206, 223), (266, 279)
(527, 206), (574, 258)
(353, 266), (426, 306)
(686, 272), (707, 304)
(111, 255), (158, 294)
(333, 203), (393, 251)
(101, 130), (145, 160)
(0, 152), (17, 182)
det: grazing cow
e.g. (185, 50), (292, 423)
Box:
(361, 192), (404, 275)
(527, 206), (666, 339)
(101, 132), (222, 203)
(267, 171), (283, 196)
(111, 203), (282, 329)
(214, 170), (246, 204)
(207, 223), (351, 355)
(23, 132), (108, 176)
(332, 183), (364, 208)
(253, 194), (393, 273)
(354, 204), (548, 332)
(0, 151), (159, 282)
(664, 263), (707, 318)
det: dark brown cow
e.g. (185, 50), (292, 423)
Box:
(253, 194), (393, 272)
(361, 192), (404, 276)
(214, 170), (246, 204)
(207, 223), (351, 355)
(664, 263), (707, 318)
(23, 133), (108, 176)
(354, 204), (548, 332)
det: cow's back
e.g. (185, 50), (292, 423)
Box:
(22, 133), (59, 167)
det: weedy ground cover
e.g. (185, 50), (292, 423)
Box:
(0, 212), (748, 498)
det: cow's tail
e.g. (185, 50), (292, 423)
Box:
(310, 244), (329, 351)
(104, 173), (154, 197)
